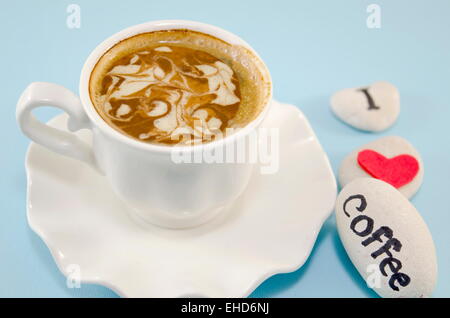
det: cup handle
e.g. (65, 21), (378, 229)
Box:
(17, 82), (98, 170)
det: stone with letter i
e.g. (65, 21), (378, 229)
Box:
(330, 81), (400, 132)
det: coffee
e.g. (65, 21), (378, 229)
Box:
(89, 29), (270, 146)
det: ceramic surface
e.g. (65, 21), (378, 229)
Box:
(26, 101), (337, 297)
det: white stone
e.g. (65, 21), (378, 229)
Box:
(335, 178), (437, 298)
(339, 136), (423, 199)
(330, 81), (400, 132)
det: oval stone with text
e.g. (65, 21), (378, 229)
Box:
(335, 178), (437, 298)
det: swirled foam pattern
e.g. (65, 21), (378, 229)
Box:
(89, 30), (270, 145)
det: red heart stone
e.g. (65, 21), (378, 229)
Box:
(357, 149), (419, 188)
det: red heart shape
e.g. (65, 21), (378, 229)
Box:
(357, 149), (419, 188)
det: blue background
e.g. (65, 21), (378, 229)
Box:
(1, 0), (449, 297)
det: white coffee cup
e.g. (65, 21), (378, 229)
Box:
(16, 20), (272, 229)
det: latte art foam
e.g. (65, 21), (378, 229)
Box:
(101, 45), (241, 144)
(90, 30), (270, 146)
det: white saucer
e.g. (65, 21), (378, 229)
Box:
(26, 100), (337, 297)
